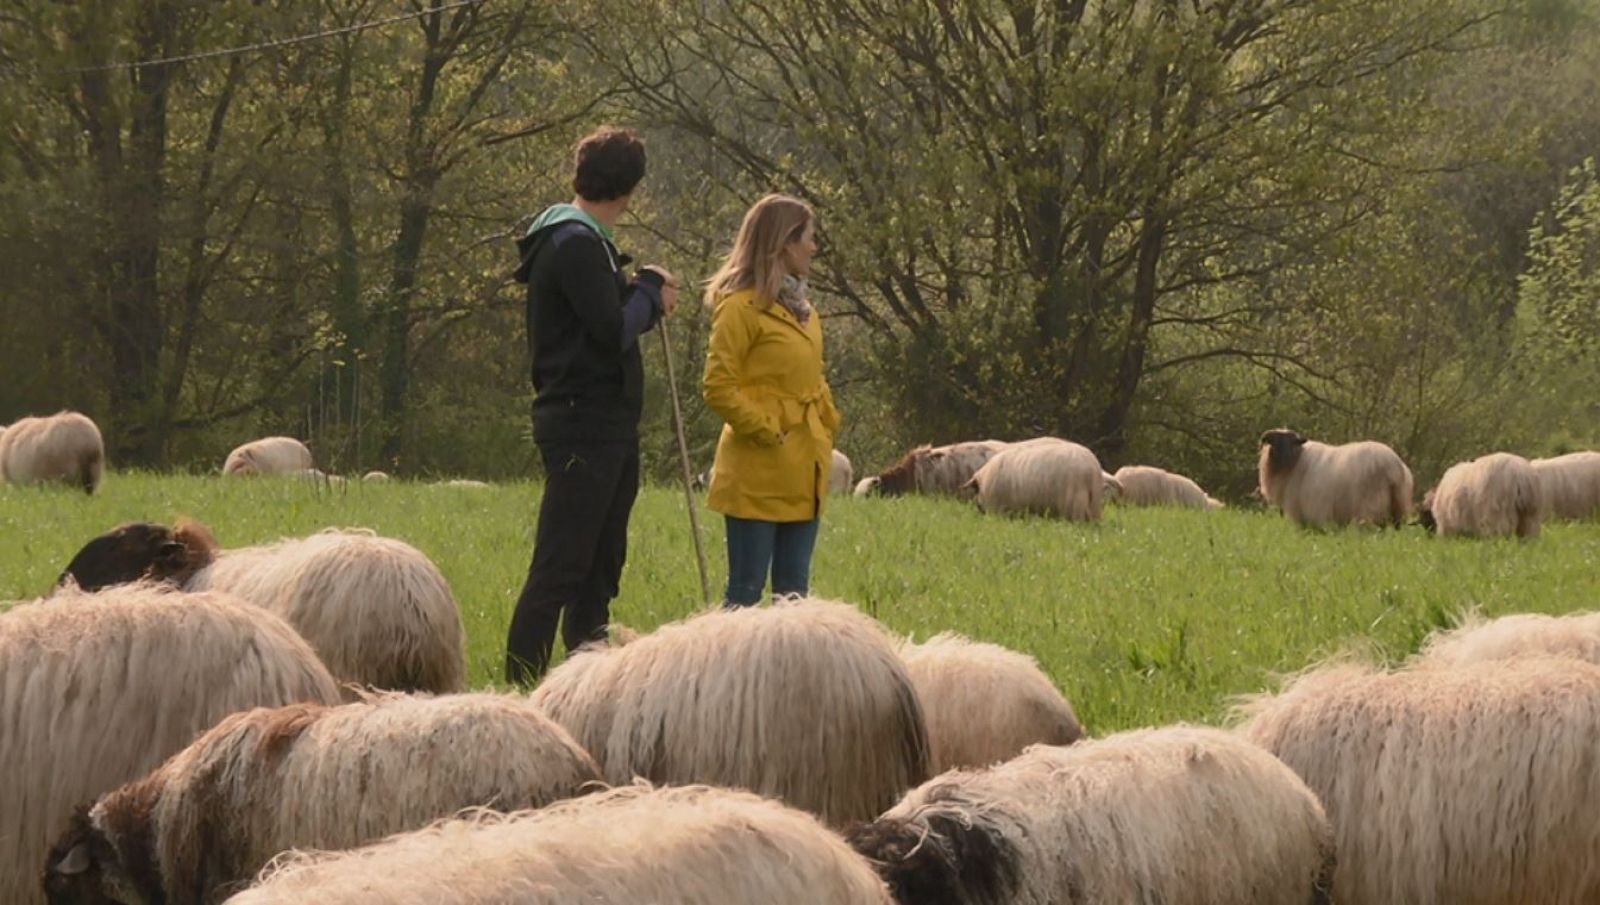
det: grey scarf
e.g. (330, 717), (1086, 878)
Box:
(778, 274), (813, 324)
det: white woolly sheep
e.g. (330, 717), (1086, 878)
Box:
(1112, 465), (1223, 510)
(222, 437), (314, 477)
(1257, 428), (1412, 527)
(848, 725), (1334, 905)
(1530, 450), (1600, 520)
(1420, 451), (1543, 538)
(1238, 657), (1600, 905)
(874, 440), (1010, 496)
(224, 784), (894, 904)
(0, 586), (340, 905)
(1410, 609), (1600, 668)
(44, 693), (603, 904)
(0, 410), (105, 494)
(898, 633), (1082, 773)
(361, 470), (391, 482)
(966, 437), (1105, 521)
(829, 448), (854, 495)
(530, 597), (930, 827)
(57, 522), (467, 697)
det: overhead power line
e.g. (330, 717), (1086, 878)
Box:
(6, 0), (486, 75)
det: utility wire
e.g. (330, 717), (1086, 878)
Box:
(3, 0), (486, 75)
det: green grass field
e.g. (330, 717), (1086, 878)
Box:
(5, 473), (1598, 733)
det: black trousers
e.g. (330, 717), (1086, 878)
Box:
(505, 438), (640, 685)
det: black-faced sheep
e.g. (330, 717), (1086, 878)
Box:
(829, 448), (854, 495)
(1112, 465), (1223, 510)
(847, 726), (1334, 905)
(874, 440), (1009, 497)
(966, 437), (1106, 521)
(43, 693), (603, 904)
(1257, 428), (1412, 527)
(1530, 450), (1600, 520)
(0, 586), (340, 905)
(56, 521), (467, 697)
(898, 633), (1082, 773)
(222, 437), (313, 477)
(0, 411), (105, 494)
(223, 784), (894, 904)
(1420, 451), (1543, 538)
(529, 597), (930, 828)
(1410, 609), (1600, 668)
(1238, 657), (1600, 905)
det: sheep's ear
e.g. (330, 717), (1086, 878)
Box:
(55, 842), (92, 875)
(1291, 432), (1307, 445)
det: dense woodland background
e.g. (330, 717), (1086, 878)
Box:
(2, 0), (1597, 496)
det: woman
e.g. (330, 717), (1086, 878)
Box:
(702, 194), (841, 607)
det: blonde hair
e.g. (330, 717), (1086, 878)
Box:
(703, 194), (814, 309)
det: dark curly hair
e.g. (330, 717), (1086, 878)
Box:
(572, 126), (647, 201)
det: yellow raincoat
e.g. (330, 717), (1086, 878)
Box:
(703, 287), (841, 521)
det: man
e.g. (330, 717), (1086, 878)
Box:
(505, 126), (679, 684)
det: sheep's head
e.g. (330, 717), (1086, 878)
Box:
(1102, 472), (1123, 501)
(875, 446), (929, 496)
(845, 799), (1025, 905)
(1259, 429), (1307, 475)
(1418, 489), (1438, 533)
(42, 808), (155, 905)
(54, 520), (217, 595)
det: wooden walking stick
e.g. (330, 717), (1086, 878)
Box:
(656, 310), (714, 605)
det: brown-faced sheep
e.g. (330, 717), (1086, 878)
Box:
(1530, 450), (1600, 520)
(829, 448), (854, 495)
(1238, 657), (1600, 905)
(847, 726), (1334, 905)
(874, 440), (1009, 497)
(43, 693), (603, 904)
(1410, 609), (1600, 668)
(529, 598), (930, 828)
(57, 522), (467, 697)
(898, 633), (1082, 773)
(1112, 465), (1223, 510)
(1257, 429), (1412, 527)
(1420, 452), (1543, 538)
(223, 784), (894, 904)
(0, 411), (104, 494)
(0, 586), (340, 905)
(222, 437), (314, 477)
(966, 438), (1105, 521)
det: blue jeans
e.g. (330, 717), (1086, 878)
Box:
(723, 515), (821, 606)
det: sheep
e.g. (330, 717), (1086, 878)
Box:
(1112, 465), (1223, 510)
(1237, 657), (1600, 905)
(898, 633), (1082, 773)
(361, 470), (391, 482)
(1101, 470), (1123, 500)
(874, 440), (1009, 497)
(223, 784), (894, 904)
(965, 437), (1105, 521)
(44, 693), (603, 904)
(56, 521), (467, 697)
(854, 476), (880, 497)
(0, 586), (340, 905)
(529, 597), (930, 828)
(829, 448), (854, 495)
(440, 479), (491, 489)
(1410, 609), (1600, 668)
(1530, 450), (1600, 520)
(847, 725), (1334, 905)
(1419, 451), (1543, 538)
(0, 410), (105, 494)
(222, 437), (313, 477)
(1257, 428), (1412, 527)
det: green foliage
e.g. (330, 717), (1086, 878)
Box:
(6, 474), (1599, 732)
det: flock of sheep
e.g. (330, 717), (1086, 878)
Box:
(4, 408), (1600, 903)
(842, 427), (1600, 537)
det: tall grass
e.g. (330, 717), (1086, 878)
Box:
(5, 473), (1598, 732)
